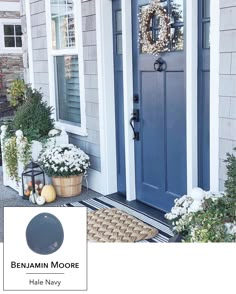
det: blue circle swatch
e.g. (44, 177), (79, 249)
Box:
(26, 213), (64, 255)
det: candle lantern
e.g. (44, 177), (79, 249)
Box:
(22, 161), (45, 200)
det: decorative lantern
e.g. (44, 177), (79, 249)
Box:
(22, 161), (45, 200)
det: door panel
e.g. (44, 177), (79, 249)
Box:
(132, 0), (186, 211)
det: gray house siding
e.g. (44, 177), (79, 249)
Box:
(219, 0), (236, 190)
(30, 0), (49, 101)
(21, 0), (101, 171)
(70, 0), (100, 171)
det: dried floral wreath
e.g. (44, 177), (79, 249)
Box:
(139, 0), (171, 56)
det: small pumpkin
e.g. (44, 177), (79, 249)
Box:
(36, 195), (46, 206)
(41, 185), (56, 203)
(29, 192), (37, 204)
(24, 189), (31, 197)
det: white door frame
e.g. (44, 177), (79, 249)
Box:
(96, 0), (220, 200)
(210, 0), (220, 192)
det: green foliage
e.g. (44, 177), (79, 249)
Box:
(225, 150), (236, 199)
(3, 137), (18, 181)
(7, 79), (27, 108)
(182, 197), (235, 242)
(3, 136), (32, 182)
(12, 87), (55, 142)
(166, 149), (236, 242)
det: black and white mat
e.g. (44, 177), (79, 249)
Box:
(62, 196), (174, 243)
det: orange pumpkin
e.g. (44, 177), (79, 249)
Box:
(25, 190), (30, 197)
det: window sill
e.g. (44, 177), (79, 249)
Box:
(0, 48), (22, 54)
(55, 121), (88, 137)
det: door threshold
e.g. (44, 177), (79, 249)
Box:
(107, 193), (169, 225)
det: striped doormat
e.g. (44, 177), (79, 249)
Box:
(62, 196), (174, 243)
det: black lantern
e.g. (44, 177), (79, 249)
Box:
(22, 161), (45, 200)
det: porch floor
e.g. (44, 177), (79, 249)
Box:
(0, 167), (173, 242)
(0, 166), (102, 242)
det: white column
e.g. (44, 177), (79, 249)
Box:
(96, 0), (118, 195)
(25, 0), (34, 87)
(186, 0), (199, 193)
(210, 0), (220, 192)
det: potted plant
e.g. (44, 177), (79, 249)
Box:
(0, 86), (68, 196)
(165, 188), (236, 242)
(38, 144), (90, 197)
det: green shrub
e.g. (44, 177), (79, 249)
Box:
(225, 150), (236, 199)
(7, 79), (27, 108)
(12, 87), (55, 142)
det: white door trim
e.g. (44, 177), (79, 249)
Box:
(210, 0), (220, 192)
(96, 0), (118, 195)
(186, 0), (198, 193)
(121, 0), (136, 201)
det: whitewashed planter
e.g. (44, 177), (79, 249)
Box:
(0, 126), (69, 196)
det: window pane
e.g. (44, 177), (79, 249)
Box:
(116, 10), (122, 32)
(203, 0), (210, 18)
(16, 37), (22, 47)
(67, 0), (73, 12)
(116, 34), (122, 54)
(203, 21), (210, 48)
(15, 25), (22, 35)
(55, 55), (81, 125)
(58, 0), (68, 14)
(4, 37), (15, 47)
(171, 0), (184, 23)
(51, 0), (59, 17)
(51, 14), (75, 49)
(139, 2), (184, 54)
(170, 25), (184, 51)
(4, 25), (14, 35)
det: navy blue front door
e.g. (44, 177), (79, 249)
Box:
(112, 0), (126, 195)
(132, 0), (187, 212)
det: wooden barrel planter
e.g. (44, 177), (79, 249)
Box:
(52, 175), (83, 197)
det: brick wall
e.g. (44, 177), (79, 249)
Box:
(219, 0), (236, 190)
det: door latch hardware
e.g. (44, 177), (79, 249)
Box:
(129, 109), (140, 141)
(154, 57), (167, 72)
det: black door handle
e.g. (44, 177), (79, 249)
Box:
(129, 109), (139, 141)
(154, 57), (167, 72)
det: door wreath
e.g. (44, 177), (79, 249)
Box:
(139, 0), (171, 56)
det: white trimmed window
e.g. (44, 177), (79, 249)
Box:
(3, 24), (22, 48)
(47, 0), (86, 135)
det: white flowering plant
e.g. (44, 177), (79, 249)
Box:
(165, 188), (236, 242)
(38, 144), (90, 177)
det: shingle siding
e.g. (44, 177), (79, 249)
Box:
(219, 0), (236, 190)
(70, 0), (101, 171)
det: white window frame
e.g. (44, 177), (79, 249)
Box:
(0, 18), (22, 54)
(45, 0), (87, 136)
